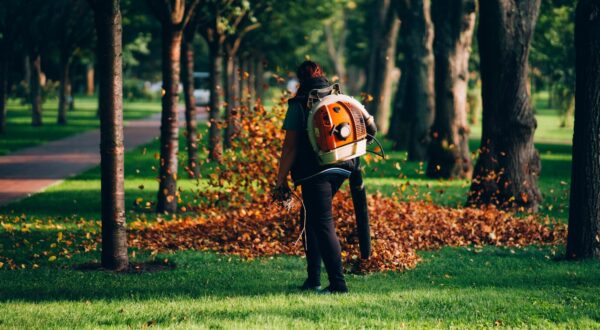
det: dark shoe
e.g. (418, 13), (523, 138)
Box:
(319, 285), (349, 294)
(299, 279), (321, 292)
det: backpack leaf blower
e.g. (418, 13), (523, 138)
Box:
(305, 84), (381, 259)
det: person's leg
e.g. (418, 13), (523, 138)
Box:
(303, 175), (347, 291)
(297, 197), (321, 287)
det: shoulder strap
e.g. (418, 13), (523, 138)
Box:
(307, 83), (341, 109)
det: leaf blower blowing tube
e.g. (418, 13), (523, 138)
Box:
(350, 164), (371, 259)
(351, 103), (376, 260)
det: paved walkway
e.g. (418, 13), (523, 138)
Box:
(0, 109), (207, 206)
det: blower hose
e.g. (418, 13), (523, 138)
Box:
(367, 134), (386, 159)
(272, 185), (308, 249)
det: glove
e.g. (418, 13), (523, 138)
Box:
(271, 184), (292, 203)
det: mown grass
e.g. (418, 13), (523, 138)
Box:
(0, 96), (160, 155)
(0, 92), (597, 329)
(0, 247), (599, 328)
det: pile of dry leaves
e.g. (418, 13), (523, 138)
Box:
(130, 189), (565, 273)
(128, 91), (566, 273)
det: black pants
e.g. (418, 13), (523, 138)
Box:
(300, 173), (347, 289)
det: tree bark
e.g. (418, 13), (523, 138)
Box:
(0, 55), (7, 134)
(68, 82), (75, 111)
(58, 52), (72, 125)
(92, 0), (128, 271)
(86, 63), (95, 96)
(156, 26), (183, 214)
(208, 43), (223, 161)
(30, 54), (43, 127)
(247, 56), (255, 108)
(223, 52), (239, 149)
(566, 0), (600, 260)
(254, 56), (265, 103)
(427, 0), (476, 178)
(324, 16), (347, 83)
(181, 29), (200, 178)
(365, 0), (400, 134)
(239, 55), (247, 109)
(468, 0), (542, 211)
(388, 62), (408, 147)
(388, 0), (435, 161)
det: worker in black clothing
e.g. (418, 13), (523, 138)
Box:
(275, 61), (355, 294)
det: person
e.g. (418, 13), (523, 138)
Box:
(275, 61), (357, 294)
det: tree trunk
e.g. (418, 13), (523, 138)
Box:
(388, 0), (435, 161)
(224, 52), (238, 149)
(247, 56), (255, 107)
(366, 0), (400, 134)
(254, 56), (265, 103)
(566, 0), (600, 260)
(30, 54), (43, 127)
(388, 62), (408, 148)
(468, 0), (542, 212)
(239, 56), (247, 109)
(156, 26), (183, 214)
(0, 56), (7, 134)
(92, 0), (128, 271)
(324, 17), (347, 83)
(86, 63), (95, 96)
(181, 31), (200, 178)
(68, 82), (75, 111)
(427, 0), (476, 178)
(58, 53), (72, 125)
(208, 43), (223, 161)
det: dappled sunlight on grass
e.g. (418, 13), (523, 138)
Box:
(0, 96), (160, 155)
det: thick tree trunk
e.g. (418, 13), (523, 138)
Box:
(468, 0), (542, 211)
(58, 53), (72, 125)
(30, 55), (43, 127)
(224, 52), (238, 149)
(566, 0), (600, 260)
(427, 0), (476, 179)
(86, 63), (95, 96)
(208, 43), (223, 161)
(92, 0), (128, 271)
(156, 27), (183, 214)
(0, 56), (6, 134)
(181, 32), (200, 178)
(388, 0), (435, 161)
(366, 0), (400, 134)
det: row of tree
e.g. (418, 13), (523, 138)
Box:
(361, 0), (542, 213)
(1, 0), (597, 267)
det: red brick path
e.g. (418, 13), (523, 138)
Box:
(0, 111), (207, 206)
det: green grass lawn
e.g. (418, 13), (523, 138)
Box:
(0, 247), (598, 328)
(0, 92), (597, 329)
(0, 96), (160, 155)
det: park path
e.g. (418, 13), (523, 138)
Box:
(0, 109), (207, 206)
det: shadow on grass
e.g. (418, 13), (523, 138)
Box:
(0, 247), (598, 302)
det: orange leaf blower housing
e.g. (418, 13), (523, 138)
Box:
(307, 84), (374, 165)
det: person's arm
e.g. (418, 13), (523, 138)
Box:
(275, 130), (298, 188)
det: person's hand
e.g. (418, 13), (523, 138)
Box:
(272, 181), (292, 203)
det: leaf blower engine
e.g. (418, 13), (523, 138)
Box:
(306, 84), (380, 165)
